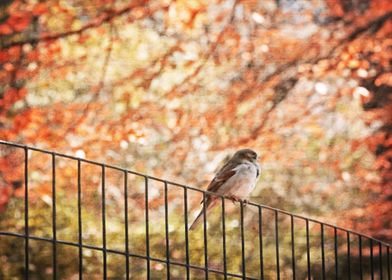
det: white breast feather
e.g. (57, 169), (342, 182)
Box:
(218, 162), (259, 199)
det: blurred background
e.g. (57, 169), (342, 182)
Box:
(0, 0), (391, 278)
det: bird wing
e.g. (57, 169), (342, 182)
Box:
(255, 162), (260, 178)
(206, 161), (238, 193)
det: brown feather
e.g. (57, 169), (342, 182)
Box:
(201, 161), (238, 205)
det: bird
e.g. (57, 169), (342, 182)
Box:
(189, 149), (260, 230)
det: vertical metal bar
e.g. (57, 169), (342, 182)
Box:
(290, 215), (296, 280)
(275, 210), (280, 280)
(359, 235), (363, 280)
(164, 182), (170, 280)
(101, 165), (107, 279)
(145, 177), (150, 280)
(124, 171), (130, 280)
(221, 197), (227, 280)
(52, 154), (57, 280)
(184, 188), (190, 279)
(203, 192), (208, 280)
(77, 160), (83, 280)
(371, 239), (374, 280)
(321, 224), (325, 280)
(387, 246), (391, 280)
(334, 227), (338, 280)
(259, 207), (264, 280)
(379, 242), (383, 280)
(306, 219), (311, 279)
(347, 232), (351, 280)
(240, 202), (246, 279)
(24, 147), (29, 280)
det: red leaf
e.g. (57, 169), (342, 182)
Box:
(8, 13), (31, 32)
(0, 24), (13, 35)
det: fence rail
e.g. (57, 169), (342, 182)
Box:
(0, 140), (391, 279)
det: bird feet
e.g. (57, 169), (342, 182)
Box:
(227, 196), (249, 206)
(228, 195), (240, 204)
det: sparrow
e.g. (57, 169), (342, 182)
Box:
(189, 149), (260, 230)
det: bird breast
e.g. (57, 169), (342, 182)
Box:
(219, 162), (259, 199)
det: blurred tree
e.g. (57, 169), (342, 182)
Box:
(0, 0), (391, 277)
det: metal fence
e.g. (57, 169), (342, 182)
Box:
(0, 140), (391, 279)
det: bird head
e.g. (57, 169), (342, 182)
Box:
(233, 149), (258, 163)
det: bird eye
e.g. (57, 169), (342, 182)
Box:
(249, 152), (257, 159)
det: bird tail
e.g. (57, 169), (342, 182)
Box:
(189, 208), (205, 230)
(189, 198), (216, 230)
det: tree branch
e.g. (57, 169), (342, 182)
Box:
(215, 11), (392, 149)
(62, 23), (115, 136)
(165, 0), (240, 97)
(1, 0), (149, 49)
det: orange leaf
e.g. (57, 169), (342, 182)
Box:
(32, 3), (48, 16)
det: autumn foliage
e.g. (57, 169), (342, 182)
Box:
(0, 0), (391, 275)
